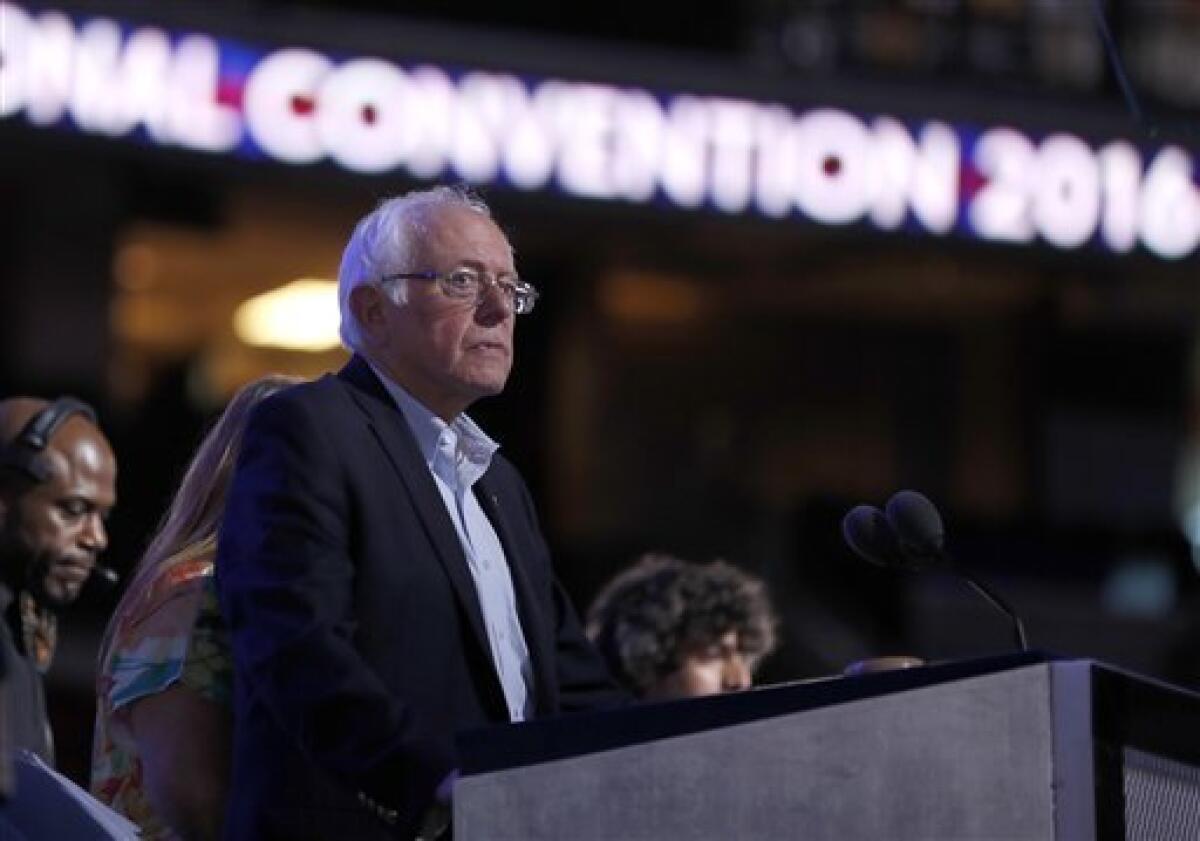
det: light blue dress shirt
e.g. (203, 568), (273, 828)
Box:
(370, 365), (534, 722)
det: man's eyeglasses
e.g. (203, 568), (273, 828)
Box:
(381, 267), (540, 315)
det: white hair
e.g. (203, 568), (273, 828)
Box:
(337, 185), (493, 354)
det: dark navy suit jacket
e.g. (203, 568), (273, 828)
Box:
(216, 356), (624, 840)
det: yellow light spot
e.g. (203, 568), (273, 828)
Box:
(233, 279), (341, 351)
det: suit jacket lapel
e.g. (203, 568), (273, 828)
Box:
(338, 357), (497, 691)
(475, 471), (555, 714)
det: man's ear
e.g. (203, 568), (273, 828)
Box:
(348, 284), (386, 345)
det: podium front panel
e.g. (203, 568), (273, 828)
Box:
(457, 664), (1076, 841)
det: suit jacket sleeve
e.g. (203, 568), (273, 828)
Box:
(551, 577), (632, 712)
(215, 393), (452, 821)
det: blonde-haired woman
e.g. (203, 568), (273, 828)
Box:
(92, 374), (300, 841)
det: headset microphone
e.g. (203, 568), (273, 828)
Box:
(90, 565), (120, 589)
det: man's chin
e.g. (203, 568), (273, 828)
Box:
(30, 578), (84, 610)
(462, 376), (509, 401)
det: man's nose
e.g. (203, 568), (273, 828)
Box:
(81, 513), (108, 553)
(723, 654), (752, 691)
(474, 279), (514, 324)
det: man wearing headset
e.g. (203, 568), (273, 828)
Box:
(0, 396), (117, 765)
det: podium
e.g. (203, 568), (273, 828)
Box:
(455, 652), (1200, 840)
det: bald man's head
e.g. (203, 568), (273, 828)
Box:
(0, 397), (117, 608)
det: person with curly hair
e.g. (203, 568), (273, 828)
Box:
(586, 553), (777, 700)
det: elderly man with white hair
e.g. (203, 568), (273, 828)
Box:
(216, 185), (627, 841)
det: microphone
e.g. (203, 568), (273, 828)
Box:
(90, 564), (120, 589)
(842, 505), (915, 571)
(883, 490), (947, 569)
(843, 491), (1029, 652)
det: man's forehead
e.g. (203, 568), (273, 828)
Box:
(419, 205), (513, 255)
(44, 420), (117, 487)
(55, 415), (113, 454)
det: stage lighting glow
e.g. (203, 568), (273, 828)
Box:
(1185, 505), (1200, 574)
(233, 279), (340, 351)
(1101, 556), (1176, 618)
(1175, 443), (1200, 574)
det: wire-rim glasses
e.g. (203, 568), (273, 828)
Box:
(381, 267), (540, 315)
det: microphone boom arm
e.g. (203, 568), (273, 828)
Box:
(958, 564), (1029, 651)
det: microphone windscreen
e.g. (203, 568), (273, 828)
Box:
(885, 490), (945, 561)
(842, 505), (908, 569)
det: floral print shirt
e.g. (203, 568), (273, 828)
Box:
(91, 553), (232, 840)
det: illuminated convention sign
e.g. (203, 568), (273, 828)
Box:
(2, 2), (1198, 259)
